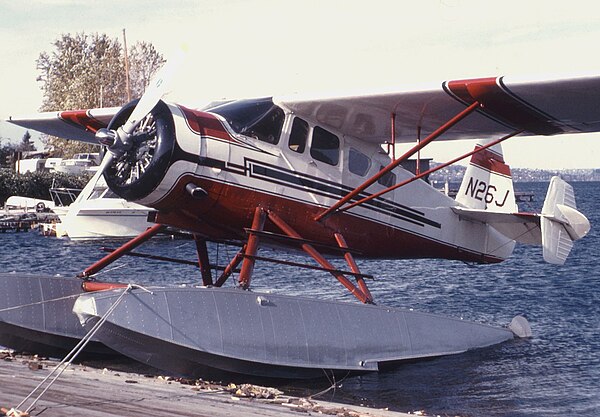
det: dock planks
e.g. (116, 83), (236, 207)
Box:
(0, 353), (410, 417)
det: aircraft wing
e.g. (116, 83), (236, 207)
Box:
(8, 107), (121, 144)
(276, 75), (600, 143)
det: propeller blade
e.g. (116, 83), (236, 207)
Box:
(121, 45), (187, 136)
(97, 151), (114, 173)
(95, 44), (187, 171)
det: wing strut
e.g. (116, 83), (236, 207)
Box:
(314, 101), (481, 222)
(337, 129), (523, 214)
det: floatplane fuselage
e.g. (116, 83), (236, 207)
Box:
(105, 98), (513, 265)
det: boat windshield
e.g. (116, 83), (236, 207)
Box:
(207, 98), (285, 145)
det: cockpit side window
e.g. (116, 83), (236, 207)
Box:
(377, 165), (396, 187)
(348, 148), (371, 176)
(289, 117), (308, 153)
(310, 126), (340, 166)
(207, 98), (285, 144)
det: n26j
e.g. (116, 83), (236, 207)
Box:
(465, 177), (510, 207)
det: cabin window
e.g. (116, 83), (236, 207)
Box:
(377, 166), (396, 187)
(348, 148), (371, 176)
(207, 98), (285, 144)
(310, 126), (340, 166)
(288, 117), (308, 153)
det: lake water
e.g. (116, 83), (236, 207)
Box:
(1, 182), (598, 416)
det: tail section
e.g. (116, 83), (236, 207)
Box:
(453, 141), (590, 265)
(456, 140), (517, 213)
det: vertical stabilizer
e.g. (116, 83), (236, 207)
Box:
(456, 140), (517, 213)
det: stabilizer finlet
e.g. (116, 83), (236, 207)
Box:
(541, 176), (590, 265)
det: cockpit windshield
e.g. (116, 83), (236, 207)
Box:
(206, 98), (285, 145)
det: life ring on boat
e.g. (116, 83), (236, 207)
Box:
(35, 202), (46, 213)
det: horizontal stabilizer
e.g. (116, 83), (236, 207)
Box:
(451, 207), (541, 245)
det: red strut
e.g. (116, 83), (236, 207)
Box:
(314, 101), (481, 222)
(78, 224), (165, 278)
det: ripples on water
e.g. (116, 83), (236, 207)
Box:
(1, 182), (598, 416)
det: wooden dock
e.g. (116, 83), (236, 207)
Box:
(0, 213), (59, 233)
(0, 352), (412, 417)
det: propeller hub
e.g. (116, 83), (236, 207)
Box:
(95, 127), (134, 158)
(95, 128), (116, 147)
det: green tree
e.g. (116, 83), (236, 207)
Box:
(17, 131), (36, 152)
(36, 32), (165, 158)
(0, 140), (18, 169)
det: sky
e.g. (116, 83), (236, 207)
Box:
(1, 0), (600, 169)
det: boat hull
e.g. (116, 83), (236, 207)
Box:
(0, 273), (118, 358)
(58, 204), (153, 239)
(74, 286), (515, 379)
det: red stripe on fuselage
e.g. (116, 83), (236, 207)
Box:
(470, 145), (511, 177)
(179, 106), (233, 141)
(446, 77), (562, 135)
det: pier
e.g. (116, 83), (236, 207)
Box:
(0, 213), (59, 233)
(0, 352), (412, 417)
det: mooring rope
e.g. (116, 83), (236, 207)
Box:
(0, 293), (82, 313)
(0, 281), (140, 314)
(8, 284), (137, 416)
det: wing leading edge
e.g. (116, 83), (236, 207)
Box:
(8, 107), (120, 144)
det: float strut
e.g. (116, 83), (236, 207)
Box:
(334, 233), (373, 303)
(77, 223), (165, 278)
(267, 211), (371, 304)
(238, 207), (266, 289)
(193, 234), (213, 286)
(214, 245), (246, 287)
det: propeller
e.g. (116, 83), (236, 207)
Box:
(95, 46), (187, 170)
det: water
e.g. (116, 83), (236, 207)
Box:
(1, 182), (599, 416)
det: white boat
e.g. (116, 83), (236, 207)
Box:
(52, 167), (155, 239)
(2, 195), (55, 215)
(53, 153), (100, 174)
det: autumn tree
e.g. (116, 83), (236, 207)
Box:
(36, 32), (165, 157)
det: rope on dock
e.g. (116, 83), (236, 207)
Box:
(6, 284), (135, 416)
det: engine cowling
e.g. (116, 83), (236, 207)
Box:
(104, 100), (177, 202)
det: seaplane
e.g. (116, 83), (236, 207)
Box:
(1, 52), (595, 379)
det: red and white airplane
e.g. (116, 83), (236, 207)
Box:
(5, 63), (598, 379)
(10, 72), (594, 289)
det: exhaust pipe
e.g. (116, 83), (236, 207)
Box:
(186, 183), (208, 200)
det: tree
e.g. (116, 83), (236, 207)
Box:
(17, 131), (36, 152)
(0, 141), (17, 169)
(128, 42), (165, 98)
(36, 32), (165, 158)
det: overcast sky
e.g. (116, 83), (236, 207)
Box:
(1, 0), (600, 169)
